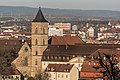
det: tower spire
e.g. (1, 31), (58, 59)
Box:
(32, 7), (48, 22)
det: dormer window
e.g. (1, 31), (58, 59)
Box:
(43, 56), (46, 59)
(73, 55), (75, 58)
(89, 61), (91, 65)
(63, 57), (65, 60)
(94, 62), (96, 65)
(91, 56), (94, 59)
(103, 56), (106, 60)
(67, 57), (70, 60)
(55, 56), (57, 60)
(51, 56), (53, 59)
(59, 57), (61, 60)
(47, 56), (49, 59)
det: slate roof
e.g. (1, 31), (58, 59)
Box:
(42, 44), (120, 62)
(32, 7), (48, 22)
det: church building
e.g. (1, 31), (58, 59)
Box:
(12, 7), (120, 79)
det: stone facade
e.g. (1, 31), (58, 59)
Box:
(12, 8), (49, 77)
(31, 22), (48, 76)
(12, 42), (32, 76)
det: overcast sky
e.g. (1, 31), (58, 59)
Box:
(0, 0), (120, 11)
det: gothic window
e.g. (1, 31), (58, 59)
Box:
(35, 51), (38, 55)
(24, 57), (28, 66)
(35, 59), (38, 65)
(24, 47), (28, 52)
(35, 28), (38, 34)
(43, 39), (45, 45)
(43, 28), (45, 34)
(35, 39), (38, 45)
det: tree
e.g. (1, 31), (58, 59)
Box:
(0, 50), (18, 75)
(34, 71), (50, 80)
(93, 52), (120, 80)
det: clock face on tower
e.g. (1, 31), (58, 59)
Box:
(25, 47), (28, 52)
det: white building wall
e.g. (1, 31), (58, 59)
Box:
(42, 61), (68, 72)
(88, 27), (94, 37)
(70, 65), (79, 80)
(48, 28), (63, 36)
(57, 72), (70, 80)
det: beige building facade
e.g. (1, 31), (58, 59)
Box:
(45, 64), (79, 80)
(12, 8), (49, 77)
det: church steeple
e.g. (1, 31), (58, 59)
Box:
(32, 7), (48, 22)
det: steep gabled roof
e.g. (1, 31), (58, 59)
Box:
(32, 7), (48, 22)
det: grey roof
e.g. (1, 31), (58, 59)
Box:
(32, 7), (48, 22)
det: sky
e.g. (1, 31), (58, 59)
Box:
(0, 0), (120, 11)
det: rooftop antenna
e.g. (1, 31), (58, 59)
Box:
(10, 11), (13, 17)
(0, 12), (3, 18)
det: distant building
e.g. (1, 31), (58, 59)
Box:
(88, 27), (94, 37)
(12, 7), (120, 79)
(80, 60), (103, 79)
(72, 25), (78, 31)
(45, 64), (79, 80)
(0, 67), (24, 80)
(49, 27), (63, 36)
(54, 23), (71, 30)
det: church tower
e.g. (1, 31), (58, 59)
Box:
(31, 7), (48, 76)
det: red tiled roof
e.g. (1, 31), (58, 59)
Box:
(80, 59), (103, 78)
(51, 35), (84, 45)
(45, 64), (74, 72)
(80, 72), (103, 78)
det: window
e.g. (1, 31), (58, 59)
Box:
(43, 39), (45, 45)
(59, 57), (61, 60)
(35, 59), (38, 65)
(47, 56), (49, 59)
(35, 28), (38, 34)
(43, 28), (45, 34)
(62, 74), (64, 78)
(51, 56), (53, 59)
(58, 74), (60, 78)
(35, 39), (38, 45)
(78, 64), (81, 67)
(63, 57), (65, 60)
(55, 56), (57, 59)
(24, 57), (28, 66)
(24, 47), (28, 52)
(66, 75), (68, 78)
(35, 51), (38, 55)
(67, 57), (69, 60)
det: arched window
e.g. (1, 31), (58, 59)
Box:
(24, 57), (28, 66)
(35, 39), (38, 45)
(35, 28), (38, 34)
(43, 39), (45, 45)
(35, 59), (38, 65)
(35, 51), (38, 55)
(43, 28), (45, 34)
